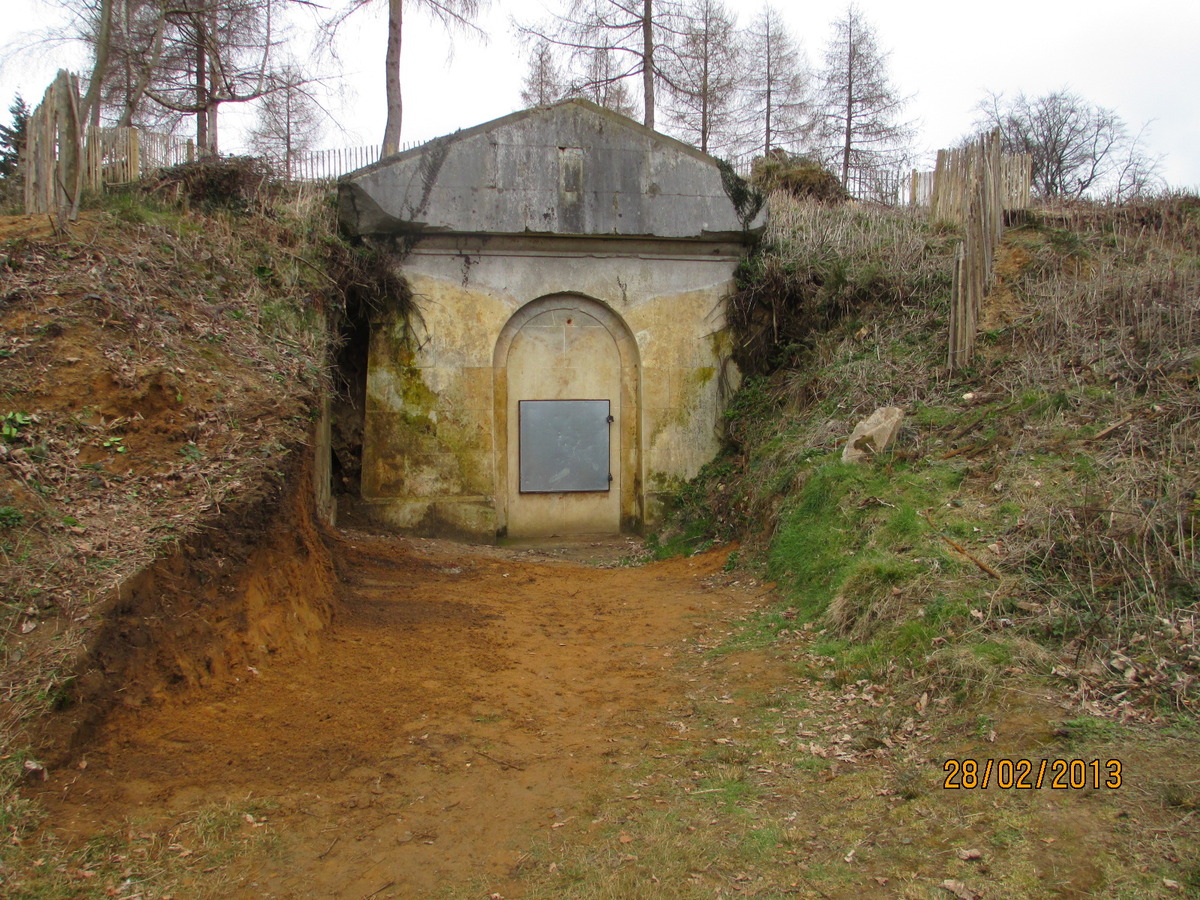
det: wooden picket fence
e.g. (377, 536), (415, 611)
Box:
(21, 71), (426, 214)
(83, 126), (195, 188)
(923, 142), (1032, 223)
(933, 131), (1034, 372)
(22, 70), (197, 216)
(910, 169), (936, 208)
(23, 71), (83, 217)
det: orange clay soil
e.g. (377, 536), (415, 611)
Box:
(34, 531), (769, 899)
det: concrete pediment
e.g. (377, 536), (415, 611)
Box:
(338, 99), (762, 242)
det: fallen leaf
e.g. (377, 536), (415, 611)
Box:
(940, 879), (981, 900)
(1163, 879), (1182, 892)
(618, 832), (634, 844)
(956, 848), (983, 861)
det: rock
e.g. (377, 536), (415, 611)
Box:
(842, 407), (904, 462)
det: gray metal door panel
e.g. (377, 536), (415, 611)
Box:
(519, 399), (611, 492)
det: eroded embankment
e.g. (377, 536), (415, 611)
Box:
(36, 448), (337, 764)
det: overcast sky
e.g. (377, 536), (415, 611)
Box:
(2, 0), (1197, 188)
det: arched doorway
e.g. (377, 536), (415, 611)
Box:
(493, 294), (640, 538)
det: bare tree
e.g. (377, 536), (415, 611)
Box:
(660, 0), (740, 154)
(813, 3), (911, 188)
(517, 0), (684, 130)
(568, 45), (638, 116)
(520, 41), (566, 107)
(148, 0), (297, 155)
(101, 0), (182, 130)
(740, 4), (810, 157)
(1110, 123), (1165, 202)
(248, 65), (325, 177)
(61, 0), (170, 129)
(974, 89), (1162, 200)
(69, 0), (303, 155)
(330, 0), (486, 157)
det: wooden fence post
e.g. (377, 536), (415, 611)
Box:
(128, 128), (141, 182)
(55, 71), (83, 220)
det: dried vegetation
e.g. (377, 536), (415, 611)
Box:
(660, 191), (1200, 718)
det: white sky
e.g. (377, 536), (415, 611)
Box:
(1, 0), (1197, 187)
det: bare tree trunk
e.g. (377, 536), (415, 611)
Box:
(116, 16), (166, 128)
(841, 85), (852, 184)
(284, 90), (293, 178)
(207, 97), (219, 154)
(79, 0), (114, 129)
(195, 6), (210, 154)
(205, 0), (220, 154)
(382, 0), (404, 156)
(641, 0), (654, 129)
(840, 17), (853, 184)
(763, 26), (772, 154)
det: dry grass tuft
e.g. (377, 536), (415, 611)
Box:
(727, 192), (956, 377)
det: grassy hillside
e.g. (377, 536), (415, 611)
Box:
(655, 192), (1200, 718)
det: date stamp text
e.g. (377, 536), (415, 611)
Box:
(943, 758), (1122, 790)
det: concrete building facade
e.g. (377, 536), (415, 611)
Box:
(338, 99), (761, 540)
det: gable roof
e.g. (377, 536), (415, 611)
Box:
(338, 99), (762, 241)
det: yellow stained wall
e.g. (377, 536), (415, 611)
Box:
(360, 238), (742, 539)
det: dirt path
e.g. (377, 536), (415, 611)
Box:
(39, 529), (768, 899)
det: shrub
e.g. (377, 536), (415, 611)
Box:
(750, 150), (848, 205)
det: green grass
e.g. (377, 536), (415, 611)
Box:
(0, 796), (276, 900)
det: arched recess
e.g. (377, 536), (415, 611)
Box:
(493, 293), (641, 538)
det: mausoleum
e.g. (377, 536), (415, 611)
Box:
(337, 98), (762, 539)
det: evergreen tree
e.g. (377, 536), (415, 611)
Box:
(0, 95), (30, 180)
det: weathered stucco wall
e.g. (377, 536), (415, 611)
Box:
(359, 236), (740, 538)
